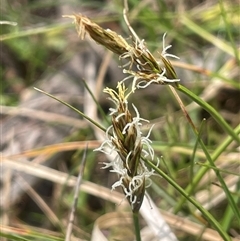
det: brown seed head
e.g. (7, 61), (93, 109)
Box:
(63, 14), (179, 88)
(63, 14), (130, 55)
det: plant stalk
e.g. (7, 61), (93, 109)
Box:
(133, 211), (142, 241)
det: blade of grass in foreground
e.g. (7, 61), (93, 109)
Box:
(170, 85), (240, 221)
(82, 79), (110, 125)
(174, 124), (240, 214)
(133, 212), (142, 241)
(143, 157), (232, 241)
(34, 87), (106, 133)
(176, 84), (239, 143)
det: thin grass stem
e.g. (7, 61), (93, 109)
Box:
(174, 123), (240, 213)
(181, 15), (236, 57)
(221, 181), (240, 231)
(143, 157), (231, 241)
(169, 85), (240, 221)
(176, 84), (239, 143)
(82, 79), (110, 125)
(133, 211), (142, 241)
(218, 0), (240, 65)
(34, 87), (107, 133)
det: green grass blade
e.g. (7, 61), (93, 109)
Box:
(0, 23), (71, 41)
(221, 180), (240, 231)
(218, 0), (240, 64)
(34, 87), (107, 133)
(177, 84), (239, 143)
(143, 157), (232, 241)
(133, 212), (142, 241)
(181, 15), (238, 57)
(81, 79), (110, 125)
(174, 124), (240, 213)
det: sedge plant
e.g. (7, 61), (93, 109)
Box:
(2, 1), (239, 241)
(61, 3), (239, 240)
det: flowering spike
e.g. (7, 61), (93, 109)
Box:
(64, 12), (178, 212)
(64, 13), (180, 91)
(95, 82), (157, 212)
(63, 14), (130, 55)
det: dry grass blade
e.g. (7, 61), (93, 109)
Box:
(1, 105), (87, 129)
(2, 157), (124, 204)
(91, 212), (133, 241)
(196, 175), (239, 211)
(0, 21), (17, 25)
(161, 210), (240, 241)
(4, 141), (100, 159)
(16, 175), (62, 229)
(65, 145), (88, 241)
(0, 224), (63, 238)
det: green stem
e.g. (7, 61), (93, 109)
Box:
(170, 85), (240, 220)
(171, 85), (240, 215)
(34, 87), (107, 133)
(82, 79), (110, 125)
(174, 124), (240, 213)
(221, 180), (240, 231)
(176, 84), (239, 143)
(218, 0), (240, 66)
(133, 211), (142, 241)
(191, 131), (240, 222)
(144, 158), (231, 241)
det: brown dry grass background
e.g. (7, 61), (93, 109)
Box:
(1, 0), (239, 240)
